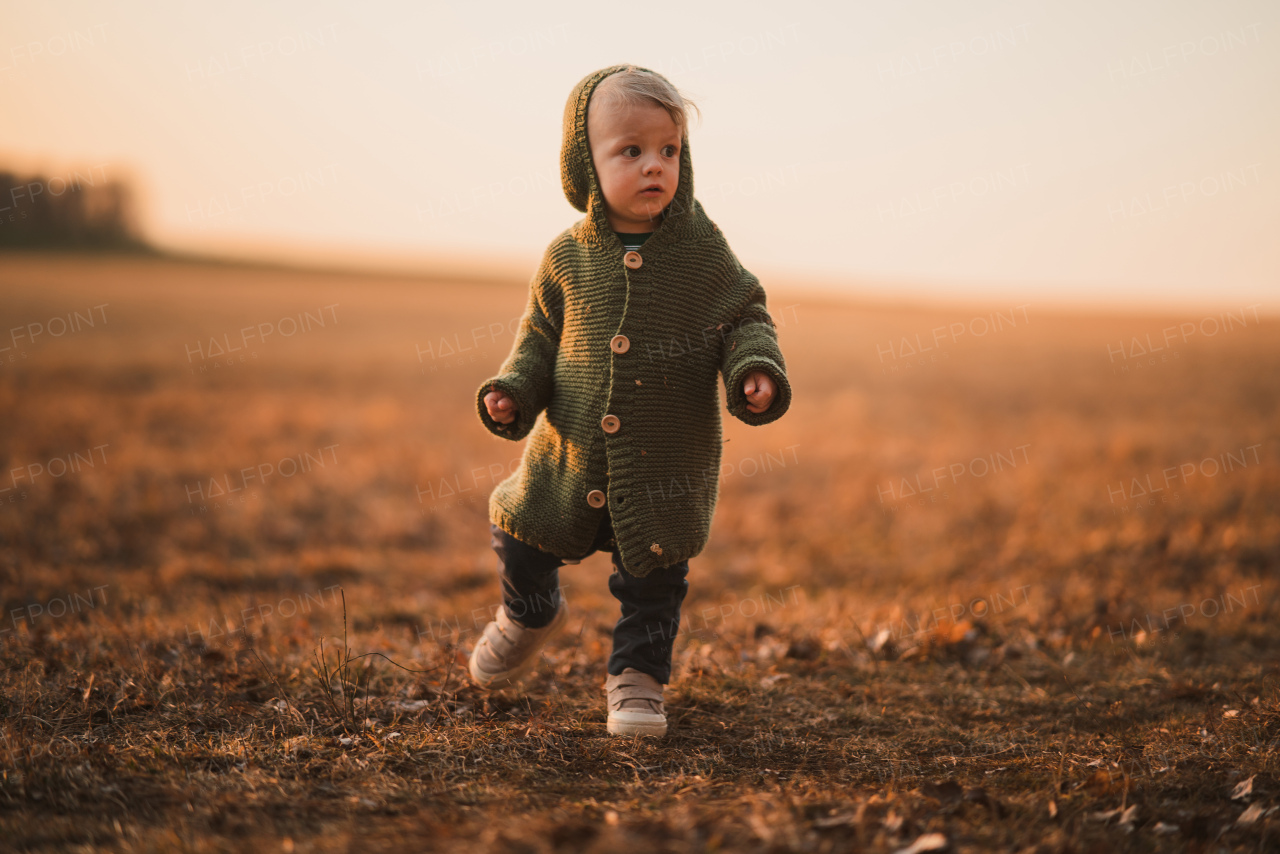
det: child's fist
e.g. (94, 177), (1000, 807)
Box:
(743, 370), (776, 414)
(484, 389), (518, 425)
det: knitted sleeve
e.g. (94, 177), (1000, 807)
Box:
(475, 271), (562, 441)
(720, 268), (792, 427)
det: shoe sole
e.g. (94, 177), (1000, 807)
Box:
(468, 601), (569, 688)
(607, 710), (668, 737)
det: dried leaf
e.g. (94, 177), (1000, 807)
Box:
(1237, 803), (1265, 825)
(812, 812), (858, 829)
(1153, 822), (1180, 835)
(392, 699), (431, 712)
(869, 628), (893, 654)
(1231, 775), (1255, 801)
(945, 620), (977, 645)
(893, 833), (949, 854)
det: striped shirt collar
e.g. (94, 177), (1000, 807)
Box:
(616, 231), (654, 252)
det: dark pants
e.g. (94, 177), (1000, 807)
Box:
(489, 514), (689, 684)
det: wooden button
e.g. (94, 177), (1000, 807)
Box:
(610, 334), (630, 354)
(624, 251), (642, 269)
(587, 489), (606, 508)
(601, 414), (620, 434)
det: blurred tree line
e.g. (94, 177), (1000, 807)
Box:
(0, 165), (152, 250)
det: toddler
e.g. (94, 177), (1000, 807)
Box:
(468, 64), (791, 737)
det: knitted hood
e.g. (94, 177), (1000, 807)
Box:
(560, 64), (702, 247)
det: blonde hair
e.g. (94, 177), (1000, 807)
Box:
(592, 66), (700, 134)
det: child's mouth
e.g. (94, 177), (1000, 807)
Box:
(640, 186), (664, 196)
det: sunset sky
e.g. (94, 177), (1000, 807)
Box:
(2, 0), (1276, 308)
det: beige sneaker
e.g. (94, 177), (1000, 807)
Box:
(605, 667), (668, 737)
(468, 597), (569, 689)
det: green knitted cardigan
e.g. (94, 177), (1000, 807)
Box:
(475, 64), (792, 578)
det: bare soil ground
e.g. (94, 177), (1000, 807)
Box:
(1, 251), (1277, 852)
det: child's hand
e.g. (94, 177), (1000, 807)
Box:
(743, 371), (776, 414)
(484, 389), (518, 425)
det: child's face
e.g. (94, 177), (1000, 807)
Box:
(586, 95), (681, 233)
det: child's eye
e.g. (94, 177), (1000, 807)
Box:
(622, 145), (640, 157)
(663, 145), (678, 157)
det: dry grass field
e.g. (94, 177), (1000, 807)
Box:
(0, 250), (1277, 852)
